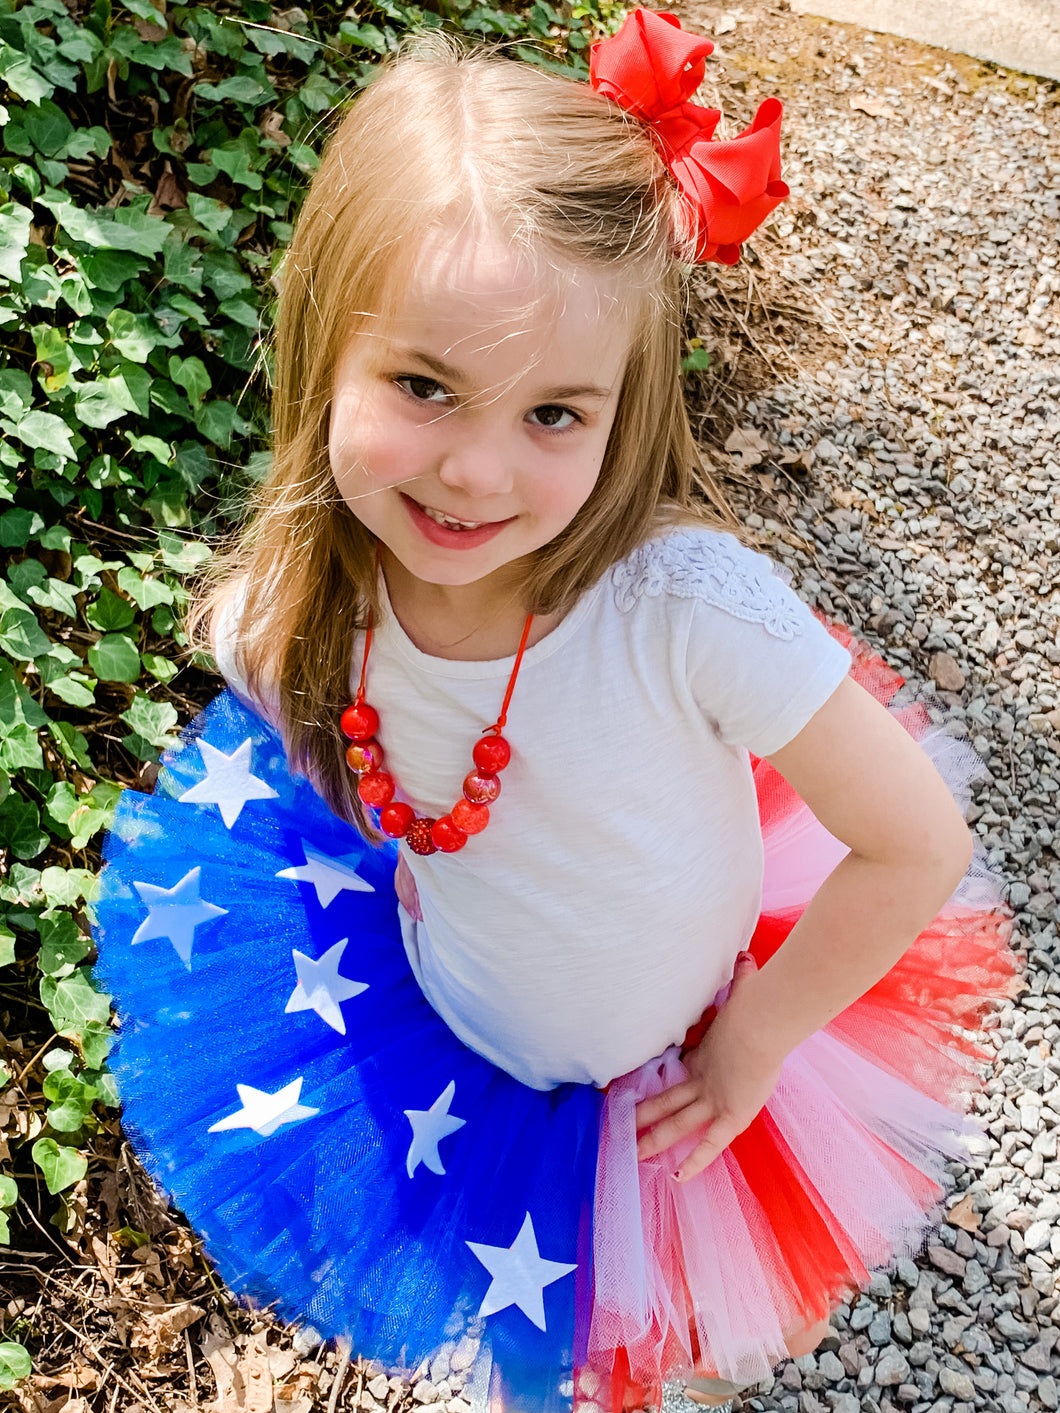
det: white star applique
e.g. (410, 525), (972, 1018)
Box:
(276, 841), (375, 907)
(132, 867), (228, 968)
(285, 939), (368, 1034)
(178, 738), (278, 829)
(466, 1212), (577, 1331)
(404, 1080), (466, 1178)
(208, 1078), (320, 1137)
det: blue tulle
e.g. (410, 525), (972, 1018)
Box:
(93, 692), (604, 1411)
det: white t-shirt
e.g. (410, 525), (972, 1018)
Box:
(215, 529), (851, 1090)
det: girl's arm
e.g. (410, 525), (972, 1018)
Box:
(635, 674), (975, 1181)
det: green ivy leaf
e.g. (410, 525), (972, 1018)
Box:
(142, 651), (180, 684)
(194, 399), (249, 447)
(121, 693), (179, 758)
(84, 586), (136, 632)
(42, 1070), (97, 1131)
(49, 721), (93, 772)
(197, 73), (273, 104)
(186, 193), (231, 235)
(31, 1137), (88, 1195)
(40, 865), (97, 908)
(44, 673), (96, 707)
(106, 308), (165, 360)
(40, 965), (112, 1031)
(0, 44), (54, 103)
(80, 1022), (113, 1070)
(0, 1341), (32, 1392)
(0, 607), (51, 660)
(0, 204), (33, 284)
(87, 632), (141, 682)
(117, 567), (175, 610)
(0, 507), (45, 547)
(79, 248), (146, 292)
(0, 1176), (17, 1208)
(39, 913), (92, 978)
(13, 408), (76, 459)
(168, 354), (211, 403)
(0, 795), (48, 860)
(41, 193), (172, 258)
(27, 577), (79, 617)
(157, 532), (212, 572)
(125, 433), (174, 466)
(681, 346), (712, 373)
(0, 926), (15, 967)
(66, 779), (121, 849)
(22, 99), (75, 158)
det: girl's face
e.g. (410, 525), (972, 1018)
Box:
(328, 230), (632, 601)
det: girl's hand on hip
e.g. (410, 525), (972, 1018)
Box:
(634, 952), (782, 1183)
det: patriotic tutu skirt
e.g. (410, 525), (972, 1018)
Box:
(93, 627), (1015, 1413)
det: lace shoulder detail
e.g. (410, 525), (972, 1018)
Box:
(610, 530), (805, 641)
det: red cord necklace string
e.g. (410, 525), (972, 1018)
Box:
(340, 609), (535, 857)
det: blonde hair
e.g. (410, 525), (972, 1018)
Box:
(189, 33), (739, 830)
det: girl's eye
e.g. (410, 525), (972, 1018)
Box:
(529, 404), (578, 431)
(398, 376), (450, 403)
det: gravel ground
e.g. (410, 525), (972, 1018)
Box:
(17, 8), (1056, 1411)
(670, 2), (1060, 1411)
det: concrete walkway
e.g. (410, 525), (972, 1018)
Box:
(790, 0), (1060, 82)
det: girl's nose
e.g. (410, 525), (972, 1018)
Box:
(436, 432), (515, 500)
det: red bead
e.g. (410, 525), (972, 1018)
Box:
(341, 701), (380, 741)
(405, 818), (438, 855)
(431, 816), (468, 852)
(452, 798), (490, 834)
(463, 770), (501, 805)
(345, 739), (384, 774)
(473, 735), (511, 773)
(380, 801), (415, 838)
(357, 770), (395, 807)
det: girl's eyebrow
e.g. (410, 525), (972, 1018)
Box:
(394, 347), (613, 404)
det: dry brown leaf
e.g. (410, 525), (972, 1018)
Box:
(277, 1367), (321, 1409)
(777, 447), (813, 474)
(946, 1191), (980, 1232)
(260, 109), (292, 148)
(238, 1336), (275, 1413)
(149, 161), (187, 216)
(850, 96), (897, 120)
(133, 1300), (207, 1359)
(134, 15), (167, 40)
(33, 1362), (99, 1392)
(202, 1323), (241, 1413)
(16, 1393), (69, 1413)
(89, 1234), (117, 1291)
(724, 426), (769, 470)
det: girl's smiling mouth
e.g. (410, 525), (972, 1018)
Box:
(401, 493), (516, 548)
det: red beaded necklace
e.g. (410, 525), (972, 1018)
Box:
(340, 608), (534, 857)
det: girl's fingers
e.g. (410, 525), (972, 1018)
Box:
(634, 1080), (697, 1132)
(674, 1121), (735, 1182)
(636, 1100), (714, 1161)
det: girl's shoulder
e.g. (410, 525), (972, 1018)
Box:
(609, 525), (807, 643)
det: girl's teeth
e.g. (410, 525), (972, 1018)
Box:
(421, 505), (484, 531)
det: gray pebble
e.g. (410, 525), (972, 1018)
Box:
(874, 1352), (910, 1386)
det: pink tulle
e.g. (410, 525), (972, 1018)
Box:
(584, 622), (1017, 1406)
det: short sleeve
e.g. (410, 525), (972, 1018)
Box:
(210, 583), (279, 719)
(612, 529), (852, 757)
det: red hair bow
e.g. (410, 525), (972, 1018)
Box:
(589, 8), (789, 265)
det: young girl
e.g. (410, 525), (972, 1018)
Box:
(94, 11), (1015, 1412)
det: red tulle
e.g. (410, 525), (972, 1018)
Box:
(589, 8), (789, 264)
(592, 617), (1017, 1409)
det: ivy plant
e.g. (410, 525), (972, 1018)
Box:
(0, 0), (623, 1385)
